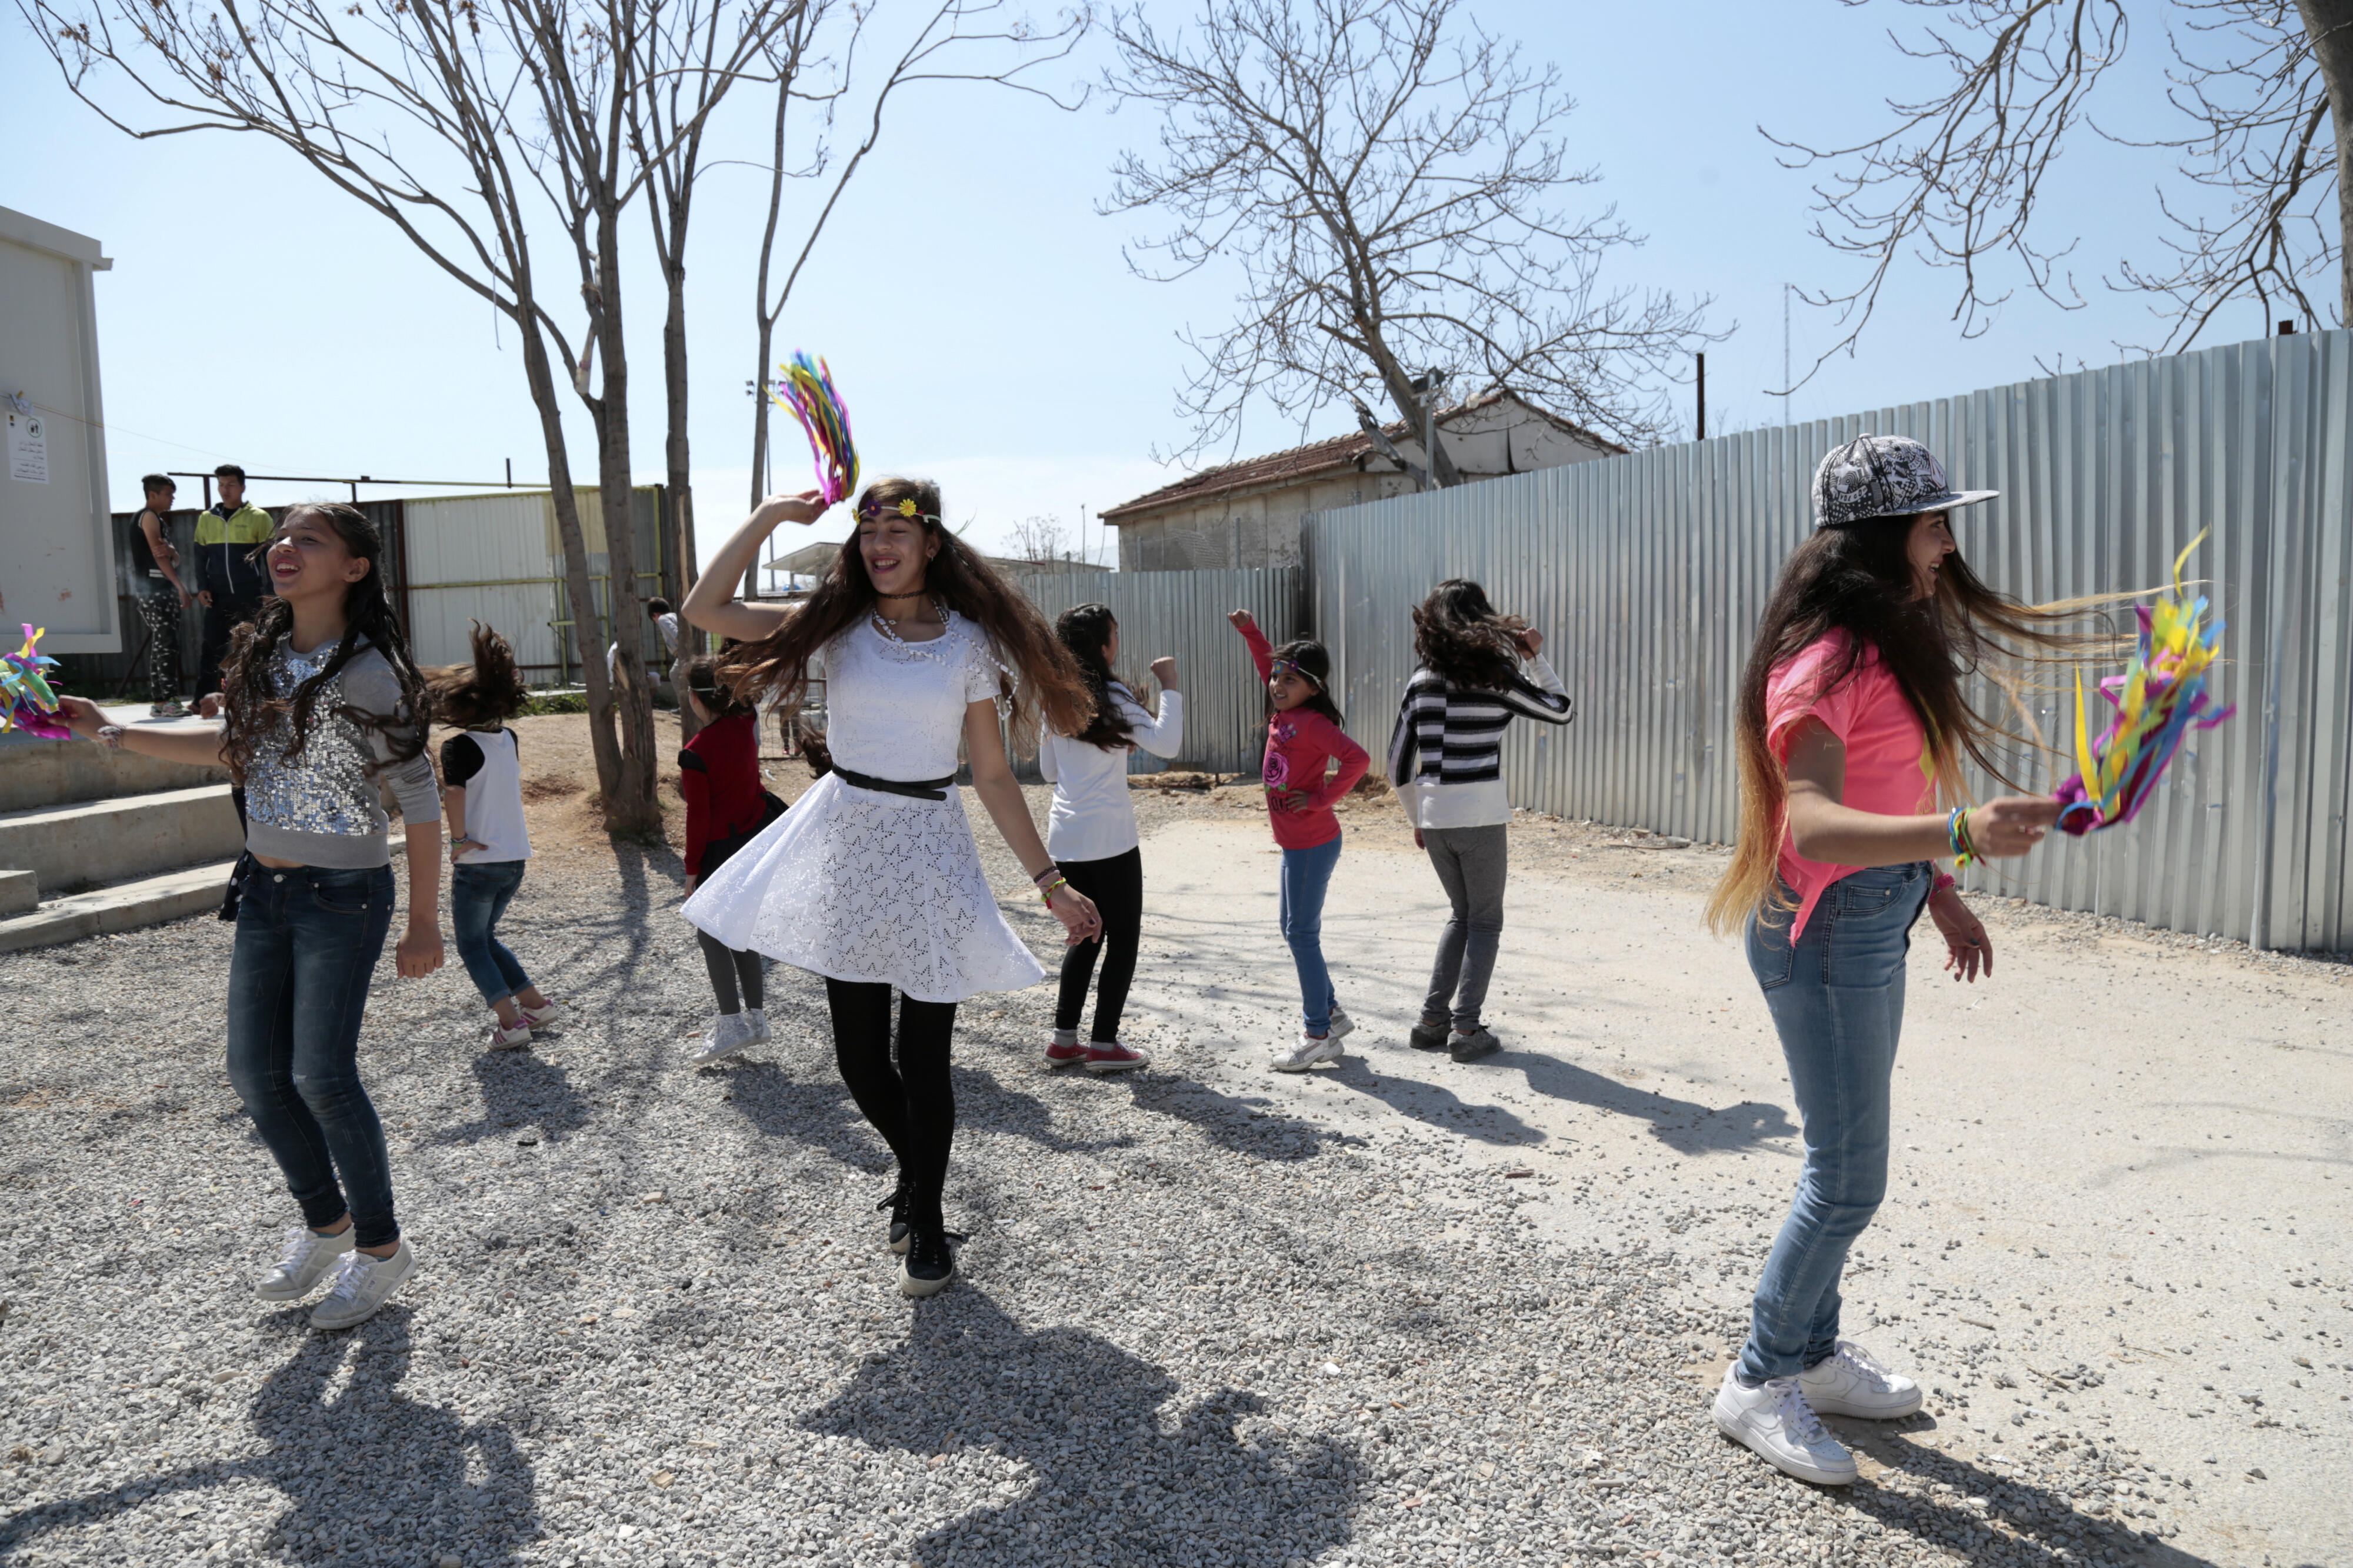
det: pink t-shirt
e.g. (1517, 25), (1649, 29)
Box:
(1764, 630), (1937, 942)
(1238, 623), (1371, 850)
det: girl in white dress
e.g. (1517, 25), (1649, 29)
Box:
(680, 479), (1101, 1297)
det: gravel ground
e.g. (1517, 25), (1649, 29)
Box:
(0, 722), (2311, 1568)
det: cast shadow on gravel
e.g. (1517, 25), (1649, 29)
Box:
(1507, 1052), (1795, 1155)
(1122, 1076), (1349, 1163)
(426, 1047), (596, 1146)
(802, 1290), (1361, 1567)
(1316, 1056), (1544, 1146)
(1823, 1423), (2217, 1568)
(0, 1310), (537, 1565)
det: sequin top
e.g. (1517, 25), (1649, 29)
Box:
(244, 637), (441, 869)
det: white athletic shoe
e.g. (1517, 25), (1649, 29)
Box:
(1712, 1367), (1858, 1485)
(1272, 1032), (1344, 1073)
(519, 999), (564, 1030)
(484, 1019), (534, 1050)
(1326, 1005), (1357, 1040)
(686, 1012), (756, 1066)
(309, 1239), (416, 1331)
(1798, 1340), (1922, 1419)
(745, 1007), (771, 1044)
(254, 1223), (355, 1302)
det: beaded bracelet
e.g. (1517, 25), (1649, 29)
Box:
(1038, 876), (1071, 906)
(1932, 871), (1958, 894)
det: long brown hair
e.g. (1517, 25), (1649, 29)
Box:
(721, 476), (1091, 752)
(220, 503), (431, 785)
(424, 621), (526, 729)
(1704, 513), (2123, 935)
(1412, 579), (1529, 690)
(1055, 602), (1136, 750)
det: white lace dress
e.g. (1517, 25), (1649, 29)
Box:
(680, 610), (1046, 1004)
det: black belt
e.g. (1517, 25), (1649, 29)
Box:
(834, 767), (955, 802)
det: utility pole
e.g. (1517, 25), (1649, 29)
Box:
(1411, 369), (1448, 492)
(1782, 285), (1793, 425)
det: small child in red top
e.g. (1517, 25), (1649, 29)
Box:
(678, 658), (778, 1066)
(1227, 609), (1370, 1072)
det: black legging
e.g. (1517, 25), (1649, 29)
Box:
(1053, 847), (1144, 1043)
(825, 978), (958, 1232)
(697, 931), (764, 1014)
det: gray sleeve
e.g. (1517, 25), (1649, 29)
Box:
(342, 654), (444, 825)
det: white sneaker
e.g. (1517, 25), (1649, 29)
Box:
(1713, 1367), (1857, 1485)
(1271, 1032), (1343, 1073)
(254, 1223), (355, 1301)
(484, 1018), (534, 1050)
(745, 1007), (771, 1043)
(309, 1239), (416, 1330)
(686, 1011), (756, 1066)
(1798, 1340), (1922, 1419)
(1326, 1005), (1357, 1040)
(519, 999), (564, 1030)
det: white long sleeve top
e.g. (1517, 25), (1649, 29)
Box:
(1038, 682), (1185, 863)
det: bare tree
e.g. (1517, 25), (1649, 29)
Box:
(1767, 0), (2349, 380)
(1008, 513), (1073, 562)
(21, 0), (777, 831)
(742, 0), (1088, 562)
(1102, 0), (1713, 472)
(629, 0), (821, 739)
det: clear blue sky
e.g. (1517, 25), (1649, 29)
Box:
(4, 0), (2252, 570)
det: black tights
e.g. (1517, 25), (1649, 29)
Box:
(697, 932), (764, 1014)
(825, 978), (958, 1232)
(1053, 847), (1144, 1042)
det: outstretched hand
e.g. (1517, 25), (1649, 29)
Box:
(1964, 796), (2064, 859)
(1227, 609), (1255, 632)
(752, 489), (828, 529)
(54, 694), (107, 740)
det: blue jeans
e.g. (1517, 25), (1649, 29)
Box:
(1736, 862), (1931, 1383)
(225, 863), (401, 1249)
(450, 859), (532, 1005)
(1279, 833), (1344, 1035)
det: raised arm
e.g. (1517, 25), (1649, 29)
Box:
(681, 491), (827, 643)
(1227, 609), (1275, 679)
(1125, 661), (1185, 759)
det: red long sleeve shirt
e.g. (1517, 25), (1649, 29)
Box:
(679, 711), (765, 876)
(1237, 622), (1369, 850)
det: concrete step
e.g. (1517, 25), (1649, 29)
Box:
(0, 704), (229, 812)
(0, 868), (34, 915)
(0, 860), (235, 953)
(0, 784), (245, 894)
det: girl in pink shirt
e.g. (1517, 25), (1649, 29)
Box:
(1227, 610), (1370, 1072)
(1701, 433), (2117, 1490)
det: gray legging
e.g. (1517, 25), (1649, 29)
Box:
(1420, 823), (1508, 1031)
(698, 931), (765, 1015)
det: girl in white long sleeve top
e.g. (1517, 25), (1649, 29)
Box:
(1038, 604), (1184, 1070)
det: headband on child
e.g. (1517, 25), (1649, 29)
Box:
(1269, 657), (1323, 690)
(859, 496), (941, 525)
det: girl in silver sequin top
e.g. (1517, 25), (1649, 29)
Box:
(59, 503), (445, 1333)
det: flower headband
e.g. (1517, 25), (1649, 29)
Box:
(1268, 657), (1323, 690)
(859, 496), (941, 524)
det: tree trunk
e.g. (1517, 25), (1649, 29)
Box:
(591, 195), (663, 839)
(661, 234), (704, 741)
(515, 313), (625, 803)
(2298, 0), (2353, 326)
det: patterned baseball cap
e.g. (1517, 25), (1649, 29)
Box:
(1811, 434), (1997, 529)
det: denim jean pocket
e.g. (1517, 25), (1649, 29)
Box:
(1835, 866), (1914, 913)
(1746, 908), (1800, 990)
(310, 868), (388, 915)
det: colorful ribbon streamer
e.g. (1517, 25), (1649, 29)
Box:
(768, 352), (858, 506)
(1, 625), (68, 739)
(2052, 533), (2237, 835)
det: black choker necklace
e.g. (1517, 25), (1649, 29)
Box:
(875, 589), (928, 604)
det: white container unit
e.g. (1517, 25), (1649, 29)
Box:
(0, 206), (118, 653)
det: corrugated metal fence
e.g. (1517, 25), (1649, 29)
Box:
(1302, 329), (2351, 953)
(1011, 568), (1302, 778)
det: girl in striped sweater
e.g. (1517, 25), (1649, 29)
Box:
(1386, 580), (1574, 1062)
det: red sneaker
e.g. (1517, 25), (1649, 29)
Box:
(1082, 1040), (1149, 1073)
(1044, 1035), (1089, 1070)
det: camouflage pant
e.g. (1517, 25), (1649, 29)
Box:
(139, 585), (184, 703)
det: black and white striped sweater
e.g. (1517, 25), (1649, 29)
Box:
(1386, 655), (1574, 828)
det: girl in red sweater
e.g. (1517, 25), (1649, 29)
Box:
(678, 658), (777, 1066)
(1227, 610), (1370, 1072)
